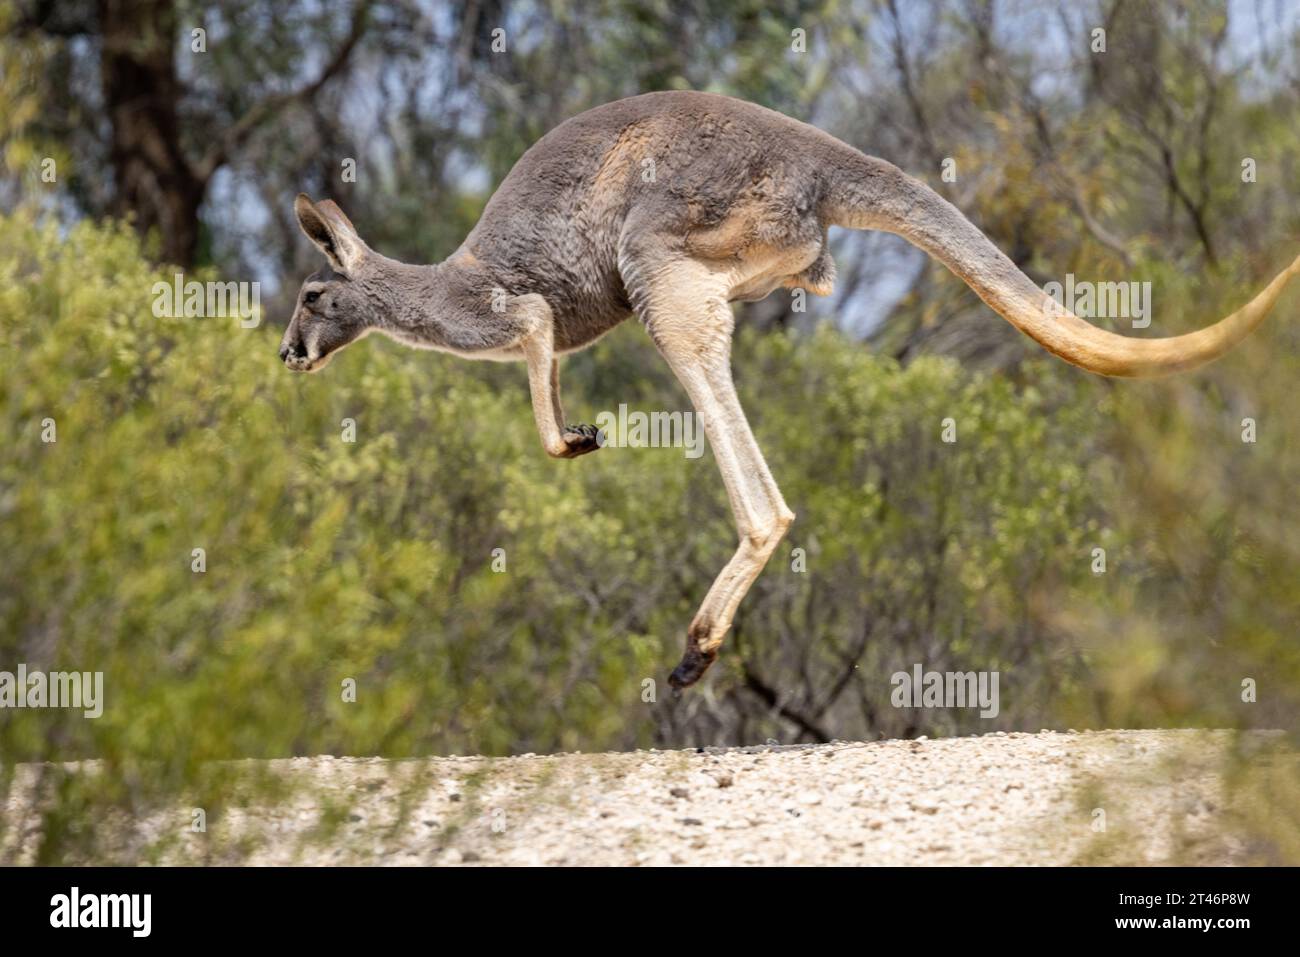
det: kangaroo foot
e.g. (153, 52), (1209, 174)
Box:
(558, 423), (604, 458)
(669, 644), (718, 690)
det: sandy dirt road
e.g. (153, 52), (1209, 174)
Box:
(2, 729), (1289, 865)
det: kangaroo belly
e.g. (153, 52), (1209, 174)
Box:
(553, 305), (630, 353)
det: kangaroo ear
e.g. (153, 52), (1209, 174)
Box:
(294, 193), (366, 274)
(316, 199), (357, 234)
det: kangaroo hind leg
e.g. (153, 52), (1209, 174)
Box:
(637, 267), (795, 687)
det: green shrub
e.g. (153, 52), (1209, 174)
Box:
(4, 208), (1295, 861)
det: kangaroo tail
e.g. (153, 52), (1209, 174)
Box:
(829, 154), (1300, 377)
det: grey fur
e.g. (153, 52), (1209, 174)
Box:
(281, 90), (1299, 685)
(283, 92), (868, 365)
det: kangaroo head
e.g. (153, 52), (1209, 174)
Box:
(280, 194), (382, 372)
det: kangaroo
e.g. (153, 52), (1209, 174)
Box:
(280, 90), (1300, 689)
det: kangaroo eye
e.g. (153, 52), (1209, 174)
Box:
(304, 291), (321, 304)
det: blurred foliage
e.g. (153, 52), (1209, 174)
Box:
(0, 209), (1111, 760)
(2, 0), (1300, 863)
(3, 199), (1296, 859)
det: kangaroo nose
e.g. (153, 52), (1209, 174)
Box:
(279, 344), (290, 361)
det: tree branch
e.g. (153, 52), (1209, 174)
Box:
(742, 664), (832, 743)
(884, 0), (943, 171)
(196, 0), (372, 183)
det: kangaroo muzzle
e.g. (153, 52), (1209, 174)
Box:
(278, 332), (316, 372)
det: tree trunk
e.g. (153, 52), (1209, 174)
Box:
(99, 0), (203, 267)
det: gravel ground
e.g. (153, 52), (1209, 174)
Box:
(2, 729), (1289, 865)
